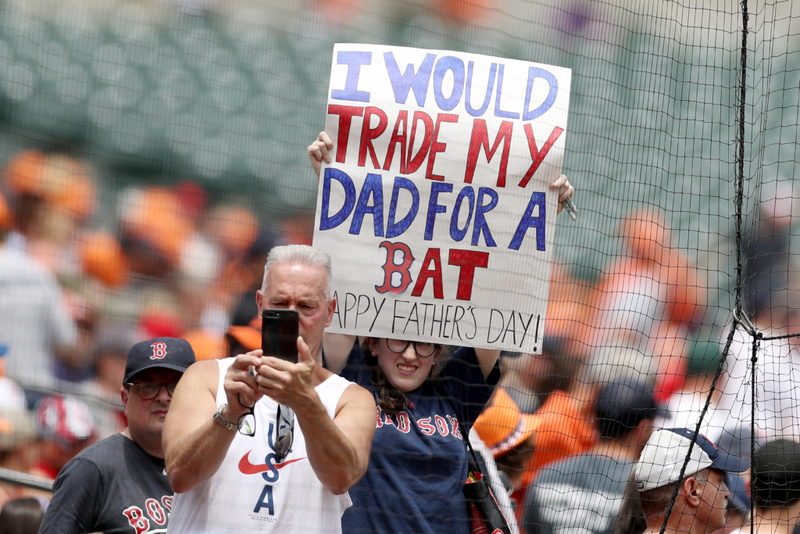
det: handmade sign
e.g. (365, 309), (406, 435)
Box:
(313, 43), (571, 353)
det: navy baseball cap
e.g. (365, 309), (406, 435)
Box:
(124, 337), (196, 384)
(634, 428), (750, 492)
(724, 472), (751, 514)
(595, 378), (668, 430)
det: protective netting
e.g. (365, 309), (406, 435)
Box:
(0, 0), (798, 532)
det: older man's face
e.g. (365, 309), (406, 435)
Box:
(258, 261), (334, 359)
(696, 469), (730, 533)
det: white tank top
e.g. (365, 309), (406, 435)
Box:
(168, 358), (354, 534)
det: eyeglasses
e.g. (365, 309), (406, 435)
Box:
(274, 404), (294, 462)
(125, 382), (178, 400)
(385, 339), (438, 358)
(238, 395), (256, 437)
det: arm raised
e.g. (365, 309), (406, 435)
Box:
(254, 336), (376, 494)
(474, 348), (501, 379)
(163, 352), (262, 493)
(308, 130), (333, 182)
(322, 332), (358, 374)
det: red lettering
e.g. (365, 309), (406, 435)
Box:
(327, 105), (365, 163)
(426, 114), (459, 181)
(435, 415), (450, 436)
(407, 112), (434, 174)
(145, 498), (166, 525)
(519, 124), (564, 187)
(448, 249), (489, 301)
(375, 241), (415, 294)
(465, 119), (513, 186)
(359, 107), (388, 168)
(396, 412), (411, 433)
(150, 342), (167, 360)
(161, 495), (173, 513)
(447, 415), (463, 439)
(375, 406), (384, 427)
(123, 507), (149, 534)
(383, 413), (396, 429)
(411, 248), (444, 299)
(383, 110), (408, 174)
(418, 417), (436, 435)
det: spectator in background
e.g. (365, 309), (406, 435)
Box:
(594, 208), (705, 403)
(30, 395), (97, 481)
(2, 148), (96, 270)
(231, 227), (280, 328)
(0, 497), (46, 534)
(523, 379), (663, 534)
(78, 321), (143, 439)
(743, 181), (798, 319)
(38, 337), (196, 534)
(612, 430), (757, 534)
(721, 472), (751, 534)
(224, 316), (262, 358)
(473, 387), (537, 531)
(0, 191), (78, 404)
(0, 408), (38, 505)
(634, 428), (749, 534)
(613, 470), (647, 534)
(716, 302), (800, 441)
(2, 150), (51, 254)
(652, 333), (727, 436)
(474, 387), (537, 494)
(495, 339), (582, 415)
(751, 439), (800, 534)
(51, 294), (97, 384)
(509, 344), (597, 513)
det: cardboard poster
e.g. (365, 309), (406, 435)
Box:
(312, 43), (571, 353)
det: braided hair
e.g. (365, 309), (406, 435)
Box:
(362, 338), (452, 415)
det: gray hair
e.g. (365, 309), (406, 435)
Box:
(261, 244), (332, 300)
(640, 468), (711, 517)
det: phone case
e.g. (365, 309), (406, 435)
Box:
(261, 309), (299, 362)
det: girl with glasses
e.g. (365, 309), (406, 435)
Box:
(310, 130), (575, 534)
(323, 333), (500, 534)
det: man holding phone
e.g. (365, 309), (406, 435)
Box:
(163, 244), (376, 534)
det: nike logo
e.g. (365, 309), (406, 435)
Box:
(238, 451), (305, 474)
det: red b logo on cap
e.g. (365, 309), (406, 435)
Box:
(151, 342), (168, 360)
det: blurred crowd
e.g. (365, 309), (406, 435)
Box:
(0, 146), (297, 503)
(0, 143), (798, 534)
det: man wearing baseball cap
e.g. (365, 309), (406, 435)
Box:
(751, 438), (800, 534)
(39, 337), (196, 534)
(634, 427), (750, 534)
(523, 378), (665, 534)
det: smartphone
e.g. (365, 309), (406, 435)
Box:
(261, 309), (299, 363)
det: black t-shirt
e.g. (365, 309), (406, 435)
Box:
(39, 433), (174, 534)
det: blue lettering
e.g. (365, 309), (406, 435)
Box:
(254, 485), (275, 515)
(349, 173), (385, 236)
(473, 188), (498, 247)
(523, 67), (558, 121)
(320, 168), (356, 231)
(425, 182), (453, 240)
(494, 64), (520, 119)
(331, 51), (372, 102)
(386, 177), (419, 238)
(508, 191), (546, 250)
(384, 52), (435, 106)
(450, 187), (475, 242)
(433, 57), (465, 111)
(465, 62), (496, 117)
